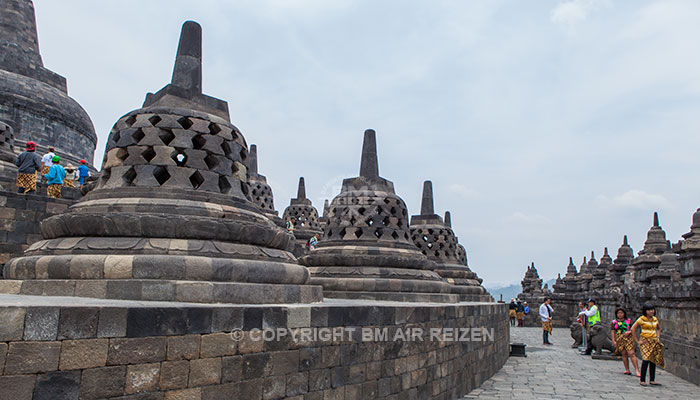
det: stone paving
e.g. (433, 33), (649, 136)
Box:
(462, 327), (699, 400)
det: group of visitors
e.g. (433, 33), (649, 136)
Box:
(15, 142), (90, 198)
(286, 217), (321, 251)
(508, 299), (529, 327)
(574, 299), (664, 386)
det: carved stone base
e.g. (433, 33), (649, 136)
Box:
(0, 278), (322, 304)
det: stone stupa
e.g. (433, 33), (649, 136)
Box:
(246, 144), (281, 223)
(299, 129), (455, 302)
(282, 177), (322, 256)
(409, 181), (489, 301)
(1, 20), (321, 304)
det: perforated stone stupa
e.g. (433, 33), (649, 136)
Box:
(409, 181), (489, 301)
(246, 144), (279, 221)
(282, 177), (322, 255)
(2, 20), (320, 304)
(299, 129), (454, 302)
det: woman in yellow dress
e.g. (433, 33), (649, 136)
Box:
(631, 303), (664, 386)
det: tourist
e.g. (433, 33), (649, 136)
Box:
(286, 217), (296, 232)
(508, 299), (517, 327)
(539, 297), (553, 345)
(577, 301), (588, 351)
(63, 163), (77, 188)
(523, 301), (529, 317)
(41, 146), (56, 179)
(579, 298), (600, 355)
(611, 307), (640, 377)
(631, 303), (664, 386)
(78, 159), (90, 187)
(44, 155), (66, 198)
(516, 300), (525, 327)
(15, 141), (42, 194)
(309, 233), (320, 250)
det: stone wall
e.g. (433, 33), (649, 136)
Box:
(0, 299), (508, 400)
(0, 187), (79, 269)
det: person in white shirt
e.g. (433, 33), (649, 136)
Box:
(40, 146), (56, 179)
(578, 298), (601, 355)
(539, 297), (554, 345)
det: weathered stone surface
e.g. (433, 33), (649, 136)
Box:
(200, 332), (236, 358)
(126, 363), (161, 394)
(0, 375), (35, 400)
(59, 338), (108, 370)
(160, 360), (189, 390)
(4, 341), (60, 374)
(23, 307), (59, 340)
(163, 388), (201, 400)
(33, 370), (81, 400)
(166, 335), (200, 361)
(79, 366), (126, 399)
(108, 337), (166, 365)
(98, 307), (128, 338)
(0, 307), (25, 340)
(58, 307), (99, 339)
(188, 358), (221, 387)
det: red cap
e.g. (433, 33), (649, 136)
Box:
(79, 159), (86, 164)
(26, 141), (36, 151)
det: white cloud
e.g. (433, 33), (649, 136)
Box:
(550, 0), (611, 28)
(595, 189), (671, 210)
(506, 212), (552, 225)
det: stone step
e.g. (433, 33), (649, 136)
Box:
(323, 290), (461, 303)
(0, 279), (323, 304)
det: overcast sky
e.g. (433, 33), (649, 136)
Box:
(32, 0), (700, 287)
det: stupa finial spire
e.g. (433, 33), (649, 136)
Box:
(420, 181), (435, 215)
(296, 177), (306, 199)
(248, 145), (258, 175)
(359, 129), (379, 179)
(171, 21), (202, 94)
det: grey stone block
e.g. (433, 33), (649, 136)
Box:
(33, 371), (81, 400)
(98, 308), (128, 338)
(24, 307), (59, 340)
(58, 307), (99, 339)
(0, 307), (25, 340)
(0, 375), (36, 400)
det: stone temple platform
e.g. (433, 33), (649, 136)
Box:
(0, 294), (508, 400)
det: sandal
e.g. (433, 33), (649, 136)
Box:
(650, 382), (662, 386)
(624, 371), (631, 375)
(640, 382), (646, 386)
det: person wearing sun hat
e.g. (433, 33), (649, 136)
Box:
(15, 141), (42, 194)
(44, 155), (66, 198)
(63, 163), (77, 188)
(77, 159), (90, 187)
